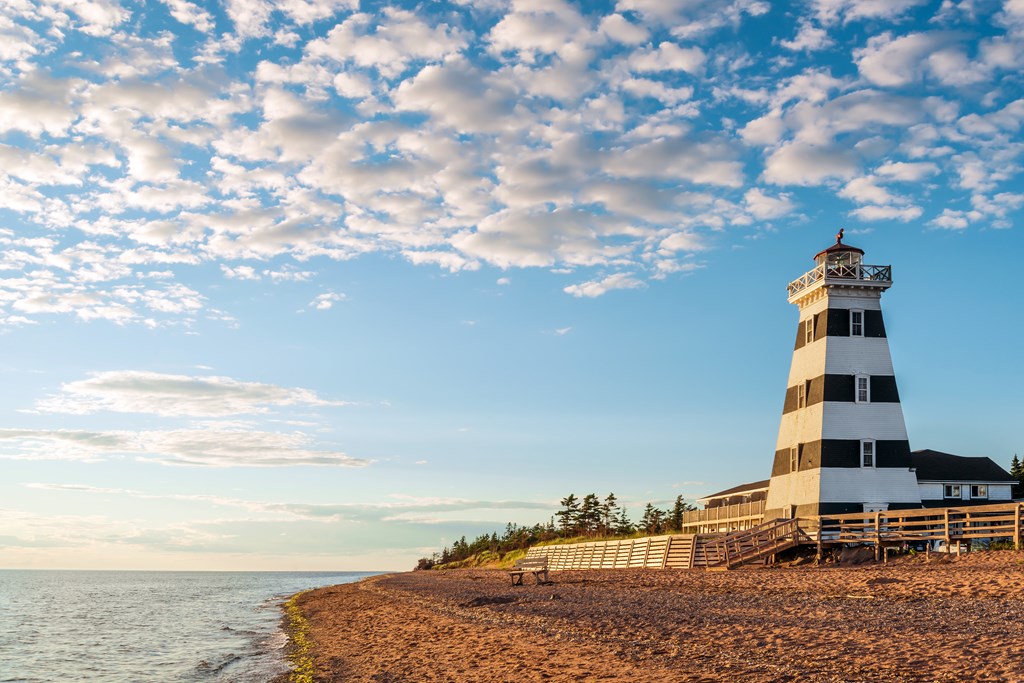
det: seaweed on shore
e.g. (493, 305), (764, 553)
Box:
(281, 591), (316, 683)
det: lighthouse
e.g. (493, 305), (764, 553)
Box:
(763, 231), (922, 519)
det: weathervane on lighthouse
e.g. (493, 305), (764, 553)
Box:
(763, 233), (921, 519)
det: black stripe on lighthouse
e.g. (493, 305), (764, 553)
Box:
(794, 309), (886, 349)
(771, 439), (913, 475)
(782, 375), (901, 413)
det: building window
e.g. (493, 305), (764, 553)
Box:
(850, 309), (864, 337)
(805, 317), (815, 344)
(944, 484), (961, 499)
(856, 375), (870, 403)
(970, 485), (988, 499)
(860, 440), (874, 468)
(790, 446), (800, 473)
(797, 381), (807, 409)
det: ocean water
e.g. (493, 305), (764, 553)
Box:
(0, 570), (380, 683)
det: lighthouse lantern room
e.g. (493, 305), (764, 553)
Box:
(763, 231), (922, 519)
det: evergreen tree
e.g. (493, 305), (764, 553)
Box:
(1012, 454), (1023, 498)
(615, 506), (633, 535)
(670, 495), (695, 532)
(601, 493), (619, 536)
(578, 493), (603, 536)
(556, 494), (580, 535)
(640, 503), (665, 534)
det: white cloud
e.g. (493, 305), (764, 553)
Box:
(779, 20), (832, 52)
(743, 188), (795, 219)
(306, 9), (466, 78)
(0, 72), (80, 138)
(392, 57), (520, 133)
(160, 0), (214, 32)
(814, 0), (928, 25)
(606, 135), (745, 188)
(763, 142), (860, 185)
(849, 204), (923, 221)
(598, 14), (648, 45)
(34, 370), (347, 417)
(486, 0), (588, 60)
(0, 427), (369, 467)
(875, 161), (940, 181)
(564, 272), (645, 298)
(855, 31), (988, 88)
(628, 42), (706, 75)
(839, 176), (899, 205)
(310, 291), (346, 310)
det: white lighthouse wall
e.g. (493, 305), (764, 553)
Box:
(764, 470), (821, 511)
(786, 338), (827, 386)
(820, 293), (882, 311)
(775, 402), (908, 449)
(820, 403), (909, 440)
(819, 468), (921, 504)
(822, 338), (896, 375)
(775, 401), (822, 449)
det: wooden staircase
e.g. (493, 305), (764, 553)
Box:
(705, 518), (806, 570)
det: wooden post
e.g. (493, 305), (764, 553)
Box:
(874, 512), (882, 562)
(944, 508), (951, 554)
(816, 517), (824, 562)
(1011, 505), (1019, 552)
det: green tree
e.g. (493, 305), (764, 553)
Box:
(578, 493), (603, 536)
(601, 493), (619, 536)
(556, 494), (580, 535)
(640, 503), (665, 534)
(615, 506), (633, 535)
(669, 495), (695, 532)
(1012, 454), (1023, 498)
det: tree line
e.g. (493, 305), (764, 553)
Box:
(415, 493), (695, 570)
(1011, 454), (1024, 498)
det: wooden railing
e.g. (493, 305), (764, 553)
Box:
(705, 518), (806, 570)
(787, 262), (892, 297)
(680, 500), (765, 533)
(807, 502), (1024, 557)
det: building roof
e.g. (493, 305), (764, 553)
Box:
(911, 449), (1015, 482)
(699, 479), (770, 502)
(813, 238), (864, 261)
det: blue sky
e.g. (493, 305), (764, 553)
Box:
(1, 0), (1022, 570)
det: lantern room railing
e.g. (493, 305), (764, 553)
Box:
(787, 263), (891, 297)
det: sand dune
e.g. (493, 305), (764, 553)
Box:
(294, 551), (1024, 682)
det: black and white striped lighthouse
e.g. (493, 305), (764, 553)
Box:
(763, 231), (922, 518)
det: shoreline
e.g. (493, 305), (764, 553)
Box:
(287, 551), (1024, 682)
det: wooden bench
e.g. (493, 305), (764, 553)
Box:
(508, 557), (550, 585)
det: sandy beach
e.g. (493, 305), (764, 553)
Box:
(293, 551), (1024, 682)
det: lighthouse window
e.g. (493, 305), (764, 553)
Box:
(805, 317), (815, 344)
(855, 375), (870, 403)
(850, 310), (864, 336)
(860, 440), (875, 468)
(790, 446), (800, 473)
(797, 382), (807, 409)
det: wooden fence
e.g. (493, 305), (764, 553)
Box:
(810, 501), (1024, 555)
(524, 534), (725, 570)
